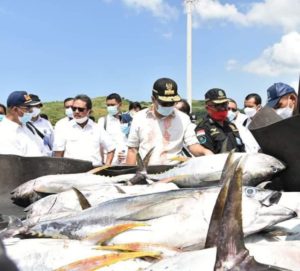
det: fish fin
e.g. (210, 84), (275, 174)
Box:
(95, 242), (181, 254)
(142, 147), (155, 168)
(157, 175), (189, 184)
(205, 150), (241, 248)
(169, 156), (190, 163)
(136, 151), (144, 172)
(213, 156), (285, 270)
(114, 185), (126, 194)
(83, 222), (147, 245)
(220, 137), (229, 153)
(54, 251), (161, 271)
(72, 187), (91, 210)
(87, 165), (110, 174)
(127, 172), (149, 185)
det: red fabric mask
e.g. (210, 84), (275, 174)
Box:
(209, 110), (228, 122)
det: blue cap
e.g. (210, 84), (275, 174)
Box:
(266, 83), (296, 108)
(7, 91), (35, 108)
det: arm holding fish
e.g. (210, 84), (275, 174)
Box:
(184, 122), (213, 156)
(194, 122), (215, 153)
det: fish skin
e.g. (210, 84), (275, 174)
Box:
(23, 187), (294, 250)
(148, 153), (285, 188)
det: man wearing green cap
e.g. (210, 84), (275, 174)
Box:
(195, 88), (245, 154)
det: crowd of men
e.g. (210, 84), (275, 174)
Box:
(0, 78), (297, 166)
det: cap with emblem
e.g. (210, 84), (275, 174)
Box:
(205, 88), (229, 104)
(266, 82), (296, 108)
(7, 91), (36, 108)
(29, 94), (43, 107)
(152, 78), (181, 102)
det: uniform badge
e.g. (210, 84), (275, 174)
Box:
(165, 83), (175, 95)
(196, 129), (205, 136)
(199, 135), (207, 144)
(218, 90), (225, 97)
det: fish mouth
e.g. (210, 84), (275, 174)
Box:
(260, 191), (282, 207)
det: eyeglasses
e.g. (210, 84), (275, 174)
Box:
(71, 107), (87, 112)
(228, 107), (237, 112)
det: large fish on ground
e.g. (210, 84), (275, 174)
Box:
(145, 153), (293, 270)
(15, 185), (294, 251)
(11, 172), (137, 206)
(145, 152), (285, 188)
(24, 183), (178, 221)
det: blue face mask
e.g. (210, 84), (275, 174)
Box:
(18, 112), (32, 124)
(120, 123), (130, 135)
(157, 104), (174, 117)
(107, 105), (119, 116)
(0, 114), (4, 122)
(227, 110), (236, 122)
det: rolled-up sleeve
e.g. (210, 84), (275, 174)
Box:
(183, 122), (198, 147)
(127, 116), (140, 148)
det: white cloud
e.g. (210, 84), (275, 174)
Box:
(243, 31), (300, 76)
(122, 0), (178, 20)
(192, 0), (247, 26)
(192, 0), (300, 32)
(226, 59), (239, 71)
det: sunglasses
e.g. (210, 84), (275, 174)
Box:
(228, 107), (237, 112)
(71, 106), (87, 112)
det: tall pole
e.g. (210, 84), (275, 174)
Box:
(186, 0), (193, 112)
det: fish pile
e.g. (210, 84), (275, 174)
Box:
(1, 152), (300, 270)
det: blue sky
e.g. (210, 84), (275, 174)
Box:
(0, 0), (299, 108)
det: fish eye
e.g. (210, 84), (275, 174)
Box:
(245, 187), (256, 197)
(271, 165), (278, 173)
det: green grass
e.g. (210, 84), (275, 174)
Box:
(41, 97), (206, 125)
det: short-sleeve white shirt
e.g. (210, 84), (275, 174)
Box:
(127, 107), (198, 165)
(0, 117), (46, 156)
(53, 119), (115, 166)
(98, 114), (127, 165)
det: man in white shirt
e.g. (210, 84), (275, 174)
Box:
(227, 98), (260, 153)
(98, 93), (129, 165)
(126, 78), (212, 165)
(29, 94), (54, 156)
(0, 91), (46, 156)
(53, 94), (115, 166)
(54, 97), (74, 131)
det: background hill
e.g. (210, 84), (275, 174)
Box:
(42, 97), (207, 125)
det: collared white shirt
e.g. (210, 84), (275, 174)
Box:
(53, 119), (115, 166)
(0, 117), (46, 156)
(127, 107), (199, 165)
(98, 114), (128, 165)
(54, 116), (72, 134)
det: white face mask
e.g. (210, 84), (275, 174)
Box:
(65, 107), (74, 118)
(276, 105), (293, 119)
(156, 104), (174, 117)
(75, 116), (88, 124)
(31, 107), (41, 118)
(107, 105), (119, 116)
(227, 110), (236, 122)
(244, 107), (257, 118)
